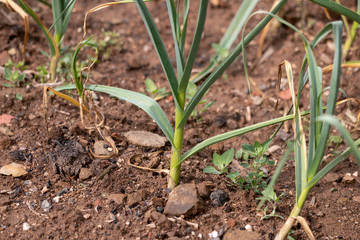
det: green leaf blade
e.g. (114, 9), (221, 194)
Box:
(55, 84), (175, 146)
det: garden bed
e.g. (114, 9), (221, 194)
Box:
(1, 0), (360, 239)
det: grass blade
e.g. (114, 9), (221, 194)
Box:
(308, 21), (343, 179)
(318, 115), (360, 164)
(307, 137), (360, 189)
(179, 0), (288, 128)
(190, 0), (258, 83)
(72, 37), (98, 97)
(166, 0), (184, 79)
(51, 0), (76, 43)
(18, 0), (58, 58)
(134, 0), (181, 109)
(180, 108), (311, 164)
(55, 84), (175, 146)
(180, 0), (189, 53)
(310, 0), (360, 24)
(178, 0), (208, 93)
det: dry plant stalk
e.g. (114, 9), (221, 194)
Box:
(1, 0), (29, 60)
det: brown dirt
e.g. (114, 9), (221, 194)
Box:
(1, 0), (360, 239)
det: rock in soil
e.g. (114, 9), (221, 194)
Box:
(150, 211), (171, 229)
(123, 130), (167, 148)
(164, 183), (203, 216)
(108, 193), (127, 205)
(93, 140), (114, 156)
(79, 168), (93, 181)
(197, 182), (212, 199)
(0, 163), (28, 177)
(223, 229), (261, 240)
(210, 189), (228, 207)
(127, 189), (146, 207)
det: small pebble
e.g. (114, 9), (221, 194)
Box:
(41, 200), (52, 212)
(209, 231), (218, 238)
(245, 224), (252, 231)
(53, 196), (60, 203)
(23, 222), (30, 231)
(57, 188), (69, 196)
(353, 171), (359, 177)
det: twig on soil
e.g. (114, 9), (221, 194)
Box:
(25, 201), (49, 219)
(127, 154), (169, 174)
(93, 164), (117, 184)
(54, 109), (71, 116)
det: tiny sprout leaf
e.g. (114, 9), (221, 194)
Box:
(2, 83), (13, 88)
(203, 166), (221, 175)
(212, 153), (223, 169)
(235, 149), (243, 159)
(19, 73), (26, 82)
(226, 171), (239, 182)
(241, 162), (250, 168)
(242, 143), (255, 153)
(222, 148), (235, 166)
(4, 67), (12, 80)
(16, 94), (23, 101)
(145, 78), (157, 93)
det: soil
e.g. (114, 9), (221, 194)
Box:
(1, 0), (360, 239)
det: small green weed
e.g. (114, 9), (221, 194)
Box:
(96, 29), (121, 60)
(327, 134), (343, 154)
(203, 148), (234, 175)
(256, 188), (284, 220)
(230, 140), (275, 193)
(204, 140), (275, 194)
(186, 82), (214, 121)
(145, 77), (170, 101)
(2, 60), (27, 101)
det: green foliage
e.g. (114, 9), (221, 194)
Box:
(35, 65), (49, 83)
(327, 134), (343, 153)
(203, 148), (234, 174)
(56, 0), (288, 190)
(2, 65), (26, 101)
(18, 0), (76, 81)
(4, 59), (27, 71)
(145, 78), (169, 101)
(230, 140), (275, 193)
(204, 140), (275, 194)
(185, 82), (214, 121)
(95, 29), (122, 60)
(256, 188), (284, 220)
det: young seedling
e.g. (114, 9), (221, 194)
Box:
(3, 64), (26, 101)
(186, 82), (214, 121)
(327, 134), (343, 154)
(96, 29), (122, 60)
(203, 148), (234, 175)
(145, 78), (170, 101)
(256, 188), (284, 220)
(228, 140), (275, 193)
(18, 0), (76, 82)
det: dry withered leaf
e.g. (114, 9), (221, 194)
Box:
(0, 162), (27, 177)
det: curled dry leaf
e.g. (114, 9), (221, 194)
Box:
(0, 162), (28, 177)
